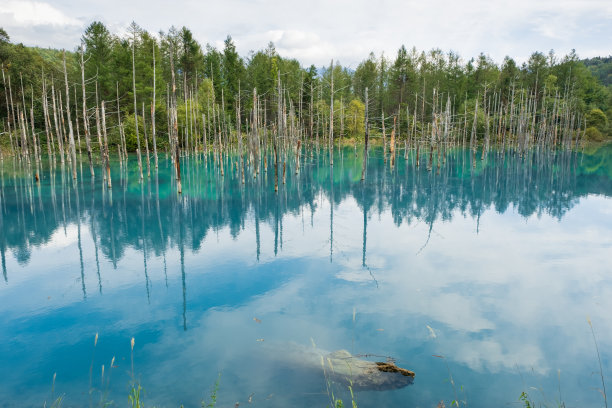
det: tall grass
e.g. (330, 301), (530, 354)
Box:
(588, 317), (608, 408)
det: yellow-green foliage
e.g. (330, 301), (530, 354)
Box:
(586, 108), (608, 133)
(315, 99), (330, 119)
(585, 126), (604, 142)
(121, 113), (146, 152)
(197, 78), (215, 110)
(345, 99), (365, 138)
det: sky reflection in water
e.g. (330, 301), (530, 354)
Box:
(0, 145), (611, 408)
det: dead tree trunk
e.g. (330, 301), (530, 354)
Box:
(329, 60), (334, 166)
(361, 87), (369, 181)
(63, 50), (78, 179)
(131, 28), (143, 180)
(169, 51), (181, 194)
(152, 42), (158, 169)
(80, 45), (94, 177)
(142, 103), (150, 177)
(101, 101), (111, 189)
(1, 65), (14, 157)
(51, 81), (65, 164)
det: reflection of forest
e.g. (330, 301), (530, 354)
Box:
(1, 144), (611, 274)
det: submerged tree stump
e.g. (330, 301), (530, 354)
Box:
(270, 344), (415, 391)
(321, 349), (415, 390)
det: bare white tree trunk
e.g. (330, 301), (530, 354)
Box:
(63, 50), (78, 179)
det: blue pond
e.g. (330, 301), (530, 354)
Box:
(0, 145), (611, 407)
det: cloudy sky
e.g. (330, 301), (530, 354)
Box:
(1, 0), (611, 67)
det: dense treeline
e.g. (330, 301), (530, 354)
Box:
(583, 56), (612, 87)
(0, 21), (611, 163)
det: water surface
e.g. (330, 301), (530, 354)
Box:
(1, 145), (611, 407)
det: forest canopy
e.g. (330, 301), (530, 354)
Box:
(1, 21), (611, 153)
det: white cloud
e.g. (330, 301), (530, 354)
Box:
(0, 0), (84, 49)
(1, 0), (611, 70)
(273, 30), (336, 64)
(0, 0), (82, 27)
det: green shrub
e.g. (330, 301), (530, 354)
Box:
(586, 108), (608, 132)
(585, 126), (604, 142)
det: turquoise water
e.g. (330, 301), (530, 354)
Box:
(1, 145), (611, 407)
